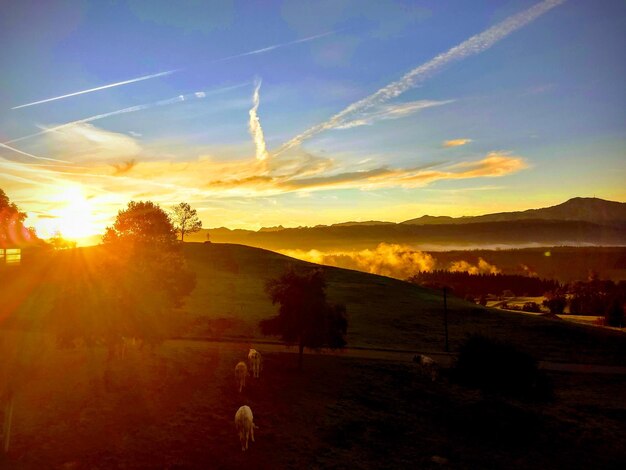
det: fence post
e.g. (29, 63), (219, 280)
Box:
(443, 287), (449, 353)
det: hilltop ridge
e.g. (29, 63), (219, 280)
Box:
(401, 197), (626, 226)
(193, 198), (626, 250)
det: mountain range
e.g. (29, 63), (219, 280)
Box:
(400, 197), (626, 226)
(188, 198), (626, 251)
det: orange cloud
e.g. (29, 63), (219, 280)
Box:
(443, 138), (472, 148)
(281, 243), (437, 279)
(449, 257), (501, 274)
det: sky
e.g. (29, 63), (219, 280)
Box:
(1, 0), (624, 241)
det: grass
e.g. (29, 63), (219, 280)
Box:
(2, 239), (626, 468)
(181, 243), (626, 364)
(1, 340), (625, 469)
(3, 242), (626, 365)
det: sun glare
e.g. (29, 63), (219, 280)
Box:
(34, 187), (99, 241)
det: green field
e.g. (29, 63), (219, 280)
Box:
(181, 243), (626, 364)
(4, 242), (626, 364)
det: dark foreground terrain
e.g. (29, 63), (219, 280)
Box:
(3, 242), (626, 469)
(1, 339), (625, 470)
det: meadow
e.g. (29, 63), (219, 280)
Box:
(5, 242), (626, 364)
(1, 338), (626, 469)
(2, 242), (626, 468)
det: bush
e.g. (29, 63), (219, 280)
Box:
(453, 335), (552, 401)
(605, 297), (624, 327)
(542, 293), (567, 314)
(522, 302), (541, 313)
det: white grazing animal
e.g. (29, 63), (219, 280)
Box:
(235, 361), (248, 393)
(248, 349), (262, 378)
(235, 405), (257, 451)
(418, 354), (439, 381)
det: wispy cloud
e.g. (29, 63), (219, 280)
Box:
(249, 80), (269, 162)
(277, 153), (527, 192)
(111, 160), (138, 176)
(443, 138), (472, 148)
(276, 0), (566, 153)
(4, 82), (249, 145)
(10, 30), (338, 111)
(44, 122), (142, 163)
(0, 142), (70, 163)
(335, 99), (454, 129)
(210, 30), (339, 64)
(11, 70), (177, 110)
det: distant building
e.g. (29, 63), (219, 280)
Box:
(0, 246), (21, 266)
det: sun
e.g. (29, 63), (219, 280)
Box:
(34, 186), (100, 241)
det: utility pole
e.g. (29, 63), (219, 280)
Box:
(443, 287), (449, 353)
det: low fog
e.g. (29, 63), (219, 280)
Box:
(281, 243), (501, 280)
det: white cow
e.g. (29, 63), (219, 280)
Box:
(235, 405), (257, 451)
(248, 349), (262, 379)
(120, 336), (142, 359)
(235, 361), (248, 393)
(416, 354), (439, 381)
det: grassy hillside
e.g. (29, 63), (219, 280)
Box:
(2, 243), (626, 468)
(2, 243), (625, 364)
(181, 243), (626, 364)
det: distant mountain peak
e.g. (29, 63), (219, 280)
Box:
(401, 197), (626, 226)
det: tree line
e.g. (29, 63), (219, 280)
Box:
(408, 270), (560, 299)
(542, 279), (625, 326)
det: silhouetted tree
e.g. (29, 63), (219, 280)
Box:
(605, 297), (624, 327)
(103, 200), (177, 245)
(568, 279), (614, 316)
(0, 188), (38, 248)
(261, 267), (347, 370)
(542, 289), (567, 314)
(51, 201), (195, 362)
(522, 302), (541, 313)
(171, 202), (202, 242)
(408, 270), (559, 299)
(49, 231), (76, 250)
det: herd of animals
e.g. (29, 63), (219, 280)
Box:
(232, 349), (438, 452)
(233, 348), (262, 451)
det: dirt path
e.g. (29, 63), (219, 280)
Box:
(168, 338), (626, 375)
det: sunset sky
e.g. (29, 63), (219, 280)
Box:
(1, 0), (624, 241)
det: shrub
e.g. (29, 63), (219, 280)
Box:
(522, 302), (541, 313)
(542, 292), (567, 315)
(605, 297), (624, 327)
(453, 335), (552, 401)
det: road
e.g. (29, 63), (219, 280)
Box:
(168, 337), (626, 375)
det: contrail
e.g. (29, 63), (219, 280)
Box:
(210, 30), (339, 64)
(249, 80), (268, 162)
(276, 0), (566, 154)
(10, 29), (338, 111)
(4, 82), (249, 145)
(11, 70), (177, 110)
(0, 142), (70, 163)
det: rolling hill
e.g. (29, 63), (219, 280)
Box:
(6, 242), (624, 364)
(3, 243), (626, 469)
